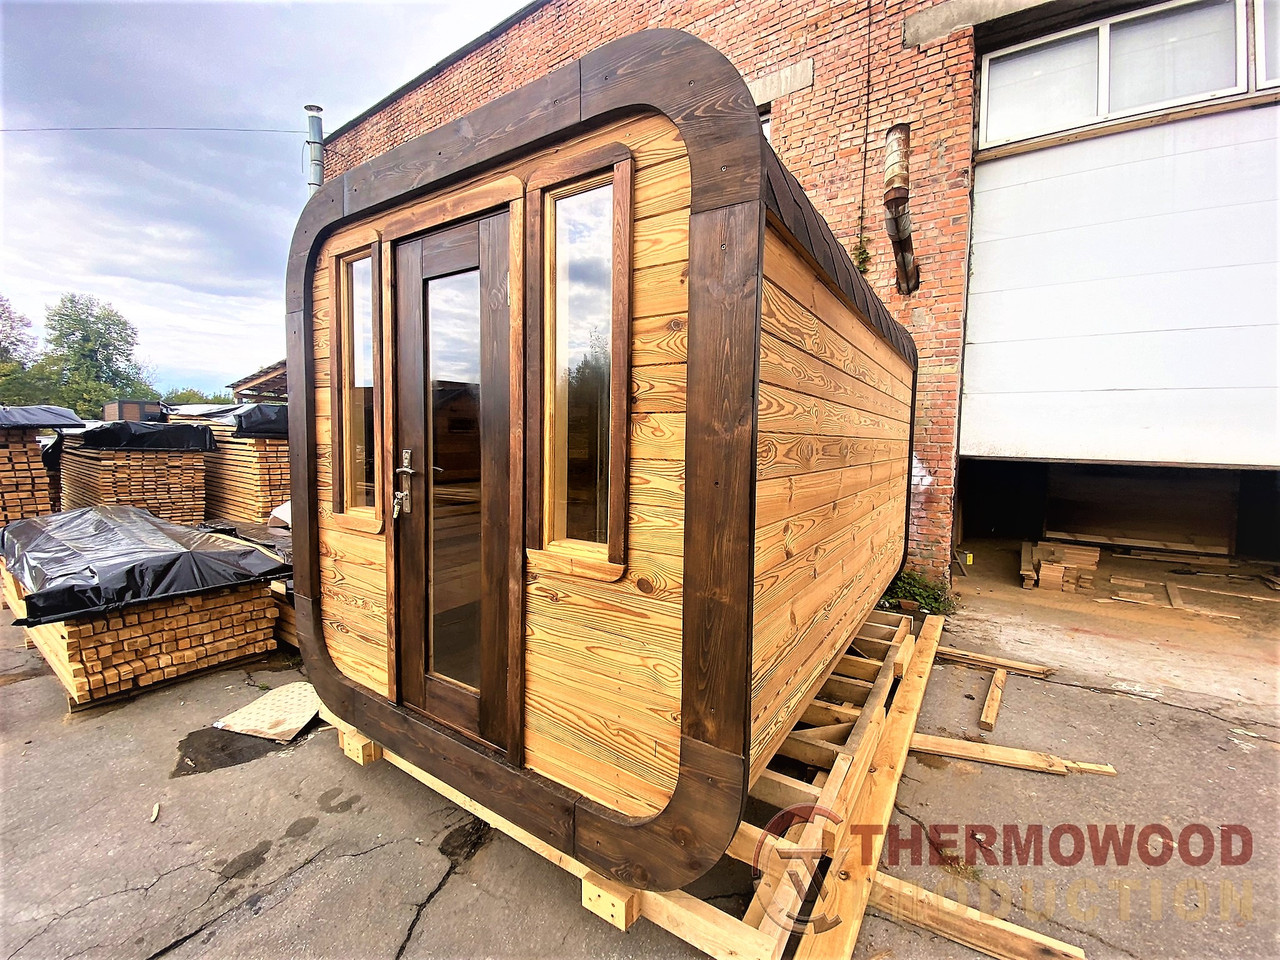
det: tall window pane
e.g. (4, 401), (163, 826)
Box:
(344, 256), (375, 508)
(1109, 0), (1237, 112)
(428, 269), (482, 689)
(985, 32), (1099, 143)
(1260, 0), (1279, 84)
(553, 182), (613, 544)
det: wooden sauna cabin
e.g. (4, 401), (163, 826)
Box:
(287, 29), (917, 893)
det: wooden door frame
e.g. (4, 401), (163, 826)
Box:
(392, 211), (519, 753)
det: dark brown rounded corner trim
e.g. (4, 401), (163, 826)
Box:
(285, 28), (904, 892)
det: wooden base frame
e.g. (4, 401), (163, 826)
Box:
(321, 613), (1089, 960)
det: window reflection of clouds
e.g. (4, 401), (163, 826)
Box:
(428, 271), (482, 385)
(555, 184), (612, 366)
(349, 258), (374, 389)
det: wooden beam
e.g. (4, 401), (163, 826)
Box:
(869, 872), (1086, 960)
(832, 653), (881, 682)
(791, 616), (943, 960)
(777, 733), (837, 768)
(821, 674), (872, 705)
(750, 769), (821, 809)
(936, 646), (1053, 678)
(978, 669), (1007, 732)
(1061, 760), (1118, 777)
(801, 702), (861, 726)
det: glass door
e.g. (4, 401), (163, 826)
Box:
(393, 213), (512, 749)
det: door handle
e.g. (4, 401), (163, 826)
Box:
(393, 449), (414, 518)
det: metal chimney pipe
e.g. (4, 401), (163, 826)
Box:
(304, 105), (324, 195)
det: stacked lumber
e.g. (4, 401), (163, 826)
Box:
(203, 421), (290, 524)
(270, 580), (297, 648)
(1, 566), (276, 704)
(0, 429), (54, 522)
(60, 437), (205, 525)
(1024, 541), (1099, 592)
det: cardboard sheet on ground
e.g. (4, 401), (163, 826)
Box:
(215, 681), (320, 742)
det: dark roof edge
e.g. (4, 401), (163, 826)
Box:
(762, 144), (919, 369)
(324, 0), (555, 145)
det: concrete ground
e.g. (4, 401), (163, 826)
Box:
(1, 545), (1276, 959)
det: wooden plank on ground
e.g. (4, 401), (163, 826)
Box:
(870, 872), (1086, 960)
(936, 645), (1053, 678)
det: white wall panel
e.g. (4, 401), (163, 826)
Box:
(960, 105), (1280, 467)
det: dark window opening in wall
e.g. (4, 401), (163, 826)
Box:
(759, 106), (772, 143)
(957, 459), (1278, 562)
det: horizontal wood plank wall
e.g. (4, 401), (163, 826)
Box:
(749, 226), (913, 783)
(310, 113), (689, 816)
(524, 115), (689, 818)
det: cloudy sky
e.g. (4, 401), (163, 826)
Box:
(0, 0), (529, 394)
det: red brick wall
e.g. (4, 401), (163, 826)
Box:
(326, 1), (975, 581)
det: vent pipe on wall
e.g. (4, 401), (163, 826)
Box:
(304, 105), (324, 195)
(883, 122), (920, 295)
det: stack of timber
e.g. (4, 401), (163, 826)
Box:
(325, 612), (1108, 960)
(1, 569), (276, 705)
(0, 429), (54, 522)
(1023, 541), (1099, 592)
(270, 580), (297, 649)
(203, 421), (290, 524)
(60, 436), (207, 525)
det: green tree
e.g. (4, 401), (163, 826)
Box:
(44, 293), (155, 393)
(0, 294), (37, 367)
(0, 293), (160, 418)
(162, 387), (234, 405)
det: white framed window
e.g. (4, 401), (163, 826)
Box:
(1260, 0), (1280, 87)
(980, 0), (1249, 147)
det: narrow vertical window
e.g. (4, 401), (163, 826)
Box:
(531, 148), (632, 572)
(335, 249), (379, 514)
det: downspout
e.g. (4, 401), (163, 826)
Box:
(883, 122), (920, 294)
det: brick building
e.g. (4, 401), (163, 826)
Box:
(325, 0), (1280, 577)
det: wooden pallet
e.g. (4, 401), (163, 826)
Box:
(0, 428), (54, 522)
(202, 422), (289, 524)
(323, 613), (1091, 960)
(2, 565), (276, 706)
(60, 438), (206, 525)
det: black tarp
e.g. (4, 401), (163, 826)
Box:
(231, 403), (287, 439)
(78, 420), (216, 452)
(0, 405), (84, 429)
(0, 505), (291, 626)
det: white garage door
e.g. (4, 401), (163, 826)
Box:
(959, 105), (1280, 467)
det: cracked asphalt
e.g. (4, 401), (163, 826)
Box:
(2, 543), (1277, 959)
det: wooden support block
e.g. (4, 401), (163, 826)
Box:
(979, 669), (1007, 732)
(870, 872), (1086, 960)
(338, 728), (383, 766)
(582, 871), (640, 931)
